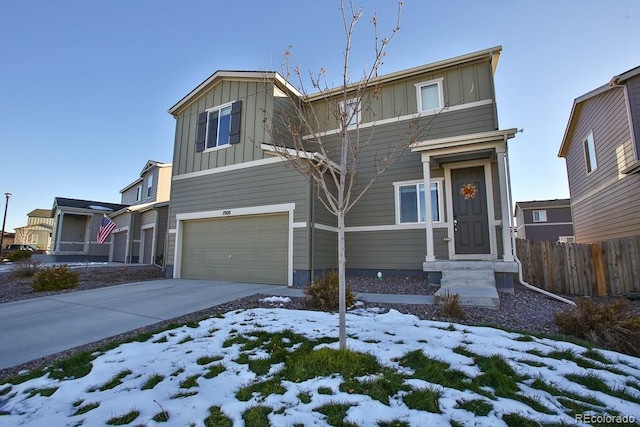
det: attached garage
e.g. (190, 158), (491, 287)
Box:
(179, 213), (289, 285)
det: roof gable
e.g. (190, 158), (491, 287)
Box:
(559, 64), (640, 157)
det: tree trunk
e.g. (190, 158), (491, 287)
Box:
(338, 209), (346, 349)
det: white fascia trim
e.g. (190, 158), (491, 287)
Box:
(174, 203), (296, 286)
(173, 157), (283, 181)
(411, 128), (517, 152)
(525, 222), (573, 227)
(311, 222), (448, 233)
(260, 144), (341, 173)
(304, 99), (494, 140)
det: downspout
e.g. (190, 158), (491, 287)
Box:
(504, 134), (576, 306)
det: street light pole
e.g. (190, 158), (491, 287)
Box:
(0, 192), (11, 251)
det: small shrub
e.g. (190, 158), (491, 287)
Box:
(554, 298), (640, 356)
(303, 271), (355, 311)
(7, 250), (32, 262)
(11, 259), (41, 278)
(435, 292), (466, 320)
(32, 265), (79, 292)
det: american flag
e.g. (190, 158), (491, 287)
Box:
(97, 215), (116, 244)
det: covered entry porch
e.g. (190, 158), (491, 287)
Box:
(410, 129), (519, 308)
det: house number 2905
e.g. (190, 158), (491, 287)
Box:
(222, 210), (232, 216)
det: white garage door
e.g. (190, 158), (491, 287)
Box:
(180, 213), (288, 285)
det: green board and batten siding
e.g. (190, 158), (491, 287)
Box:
(172, 80), (277, 176)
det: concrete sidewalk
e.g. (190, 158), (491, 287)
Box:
(0, 279), (432, 370)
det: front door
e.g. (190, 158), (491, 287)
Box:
(451, 166), (490, 255)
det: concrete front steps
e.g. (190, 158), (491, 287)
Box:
(434, 262), (500, 309)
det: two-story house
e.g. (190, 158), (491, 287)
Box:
(514, 199), (574, 242)
(109, 161), (172, 264)
(165, 46), (519, 307)
(14, 209), (55, 251)
(559, 66), (640, 243)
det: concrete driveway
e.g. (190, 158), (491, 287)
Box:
(0, 279), (301, 371)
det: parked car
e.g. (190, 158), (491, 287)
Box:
(1, 244), (48, 258)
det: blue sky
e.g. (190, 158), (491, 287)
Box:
(1, 0), (639, 233)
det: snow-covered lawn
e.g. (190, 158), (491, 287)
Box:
(1, 301), (639, 426)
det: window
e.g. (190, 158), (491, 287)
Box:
(146, 175), (153, 198)
(29, 234), (38, 244)
(340, 99), (360, 127)
(135, 185), (142, 202)
(532, 210), (547, 222)
(584, 131), (597, 173)
(196, 100), (242, 153)
(397, 181), (441, 223)
(558, 236), (575, 243)
(416, 79), (443, 112)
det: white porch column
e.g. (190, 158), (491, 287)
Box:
(496, 146), (514, 262)
(54, 212), (63, 253)
(422, 154), (435, 262)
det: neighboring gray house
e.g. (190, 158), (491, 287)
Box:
(165, 46), (519, 307)
(514, 199), (574, 242)
(109, 160), (171, 265)
(559, 65), (640, 243)
(50, 198), (128, 261)
(109, 161), (172, 265)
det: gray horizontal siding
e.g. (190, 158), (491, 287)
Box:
(627, 75), (640, 158)
(564, 87), (640, 242)
(294, 228), (309, 270)
(166, 161), (311, 268)
(313, 229), (337, 270)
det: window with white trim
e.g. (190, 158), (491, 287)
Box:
(558, 236), (575, 243)
(340, 98), (360, 127)
(146, 175), (153, 198)
(584, 131), (597, 173)
(196, 100), (242, 152)
(416, 79), (443, 112)
(532, 210), (547, 222)
(135, 185), (142, 202)
(29, 234), (38, 244)
(396, 181), (442, 223)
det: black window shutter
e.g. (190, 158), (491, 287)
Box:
(229, 100), (242, 144)
(196, 112), (207, 152)
(206, 110), (219, 149)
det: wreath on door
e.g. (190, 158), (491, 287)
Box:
(460, 183), (478, 200)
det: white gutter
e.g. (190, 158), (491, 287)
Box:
(504, 134), (576, 306)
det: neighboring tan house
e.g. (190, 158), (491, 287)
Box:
(14, 209), (55, 251)
(50, 198), (128, 261)
(514, 199), (574, 242)
(559, 65), (640, 243)
(165, 46), (519, 307)
(109, 161), (172, 265)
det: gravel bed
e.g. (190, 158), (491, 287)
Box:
(0, 263), (635, 383)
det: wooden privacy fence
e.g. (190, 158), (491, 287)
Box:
(515, 237), (640, 297)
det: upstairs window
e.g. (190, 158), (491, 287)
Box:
(196, 100), (242, 152)
(146, 175), (153, 198)
(396, 181), (441, 223)
(340, 99), (360, 127)
(416, 79), (443, 112)
(135, 185), (142, 202)
(532, 210), (547, 222)
(584, 131), (598, 173)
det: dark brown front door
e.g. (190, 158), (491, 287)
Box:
(452, 166), (490, 255)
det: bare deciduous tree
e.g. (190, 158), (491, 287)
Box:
(263, 0), (439, 349)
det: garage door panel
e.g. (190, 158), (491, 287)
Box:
(181, 214), (288, 285)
